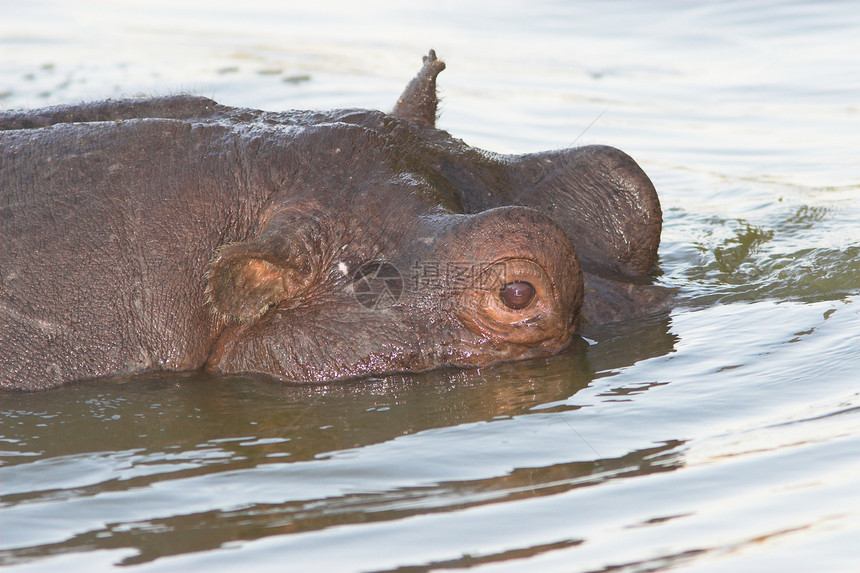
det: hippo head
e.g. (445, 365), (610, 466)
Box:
(203, 135), (583, 381)
(202, 51), (661, 383)
(205, 204), (582, 380)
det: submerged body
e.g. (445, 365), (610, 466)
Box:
(0, 51), (664, 391)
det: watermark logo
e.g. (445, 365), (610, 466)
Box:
(351, 261), (404, 309)
(351, 260), (511, 309)
(411, 260), (503, 290)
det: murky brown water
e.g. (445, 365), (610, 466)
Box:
(2, 1), (860, 571)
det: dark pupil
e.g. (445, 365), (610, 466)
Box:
(499, 281), (535, 310)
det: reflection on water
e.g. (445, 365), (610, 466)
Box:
(2, 0), (860, 571)
(1, 338), (678, 566)
(677, 204), (860, 305)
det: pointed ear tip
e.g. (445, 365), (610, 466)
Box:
(421, 49), (446, 75)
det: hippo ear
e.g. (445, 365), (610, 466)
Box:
(206, 241), (313, 322)
(391, 50), (446, 127)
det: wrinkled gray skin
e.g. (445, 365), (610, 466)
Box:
(0, 51), (665, 391)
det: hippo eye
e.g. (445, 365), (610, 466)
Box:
(499, 281), (535, 310)
(458, 259), (557, 340)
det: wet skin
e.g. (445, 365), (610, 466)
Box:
(0, 51), (665, 391)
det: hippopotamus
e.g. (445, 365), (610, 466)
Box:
(0, 50), (664, 391)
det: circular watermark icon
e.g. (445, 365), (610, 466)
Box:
(351, 261), (403, 309)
